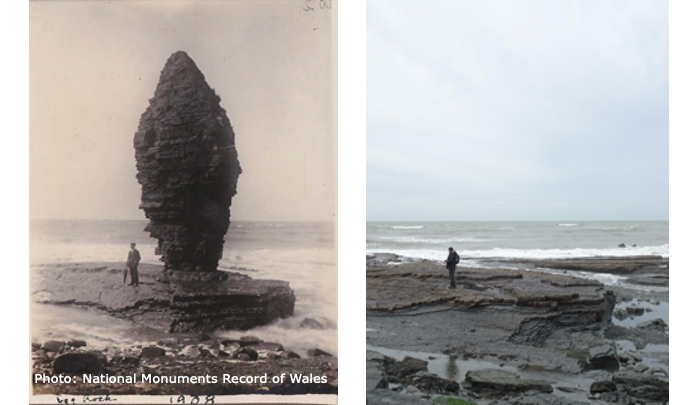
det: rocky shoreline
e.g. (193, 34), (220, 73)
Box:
(32, 262), (296, 332)
(32, 334), (338, 395)
(366, 254), (668, 405)
(32, 261), (337, 395)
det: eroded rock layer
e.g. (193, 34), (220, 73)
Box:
(367, 262), (615, 348)
(34, 263), (295, 333)
(134, 51), (241, 272)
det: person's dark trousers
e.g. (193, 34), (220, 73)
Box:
(129, 264), (139, 286)
(448, 267), (456, 288)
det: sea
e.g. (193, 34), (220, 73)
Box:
(30, 219), (337, 354)
(367, 220), (669, 291)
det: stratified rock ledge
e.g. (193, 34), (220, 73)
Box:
(34, 262), (295, 332)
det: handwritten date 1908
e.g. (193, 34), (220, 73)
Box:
(303, 0), (332, 12)
(170, 395), (215, 405)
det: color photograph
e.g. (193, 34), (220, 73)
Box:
(366, 1), (668, 404)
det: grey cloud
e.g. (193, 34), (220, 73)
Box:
(367, 0), (668, 221)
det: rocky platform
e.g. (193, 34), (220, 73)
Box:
(33, 262), (295, 332)
(366, 255), (669, 404)
(367, 261), (615, 350)
(482, 256), (669, 288)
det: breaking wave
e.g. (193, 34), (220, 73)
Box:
(366, 244), (669, 262)
(391, 225), (424, 230)
(369, 236), (491, 245)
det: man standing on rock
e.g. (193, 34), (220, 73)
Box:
(444, 247), (460, 289)
(125, 243), (141, 287)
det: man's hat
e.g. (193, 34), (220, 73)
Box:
(448, 247), (453, 251)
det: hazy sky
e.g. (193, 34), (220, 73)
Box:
(30, 1), (336, 221)
(367, 0), (668, 221)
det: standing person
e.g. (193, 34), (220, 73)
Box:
(444, 247), (460, 289)
(125, 243), (141, 287)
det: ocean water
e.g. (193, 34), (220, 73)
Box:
(367, 221), (668, 260)
(30, 220), (337, 354)
(367, 221), (668, 290)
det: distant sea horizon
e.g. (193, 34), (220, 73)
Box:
(367, 219), (668, 261)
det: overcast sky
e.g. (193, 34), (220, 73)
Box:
(30, 1), (335, 221)
(367, 0), (668, 221)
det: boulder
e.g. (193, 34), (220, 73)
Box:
(307, 348), (334, 358)
(618, 243), (626, 248)
(636, 318), (668, 332)
(53, 352), (105, 375)
(42, 340), (65, 353)
(300, 318), (324, 329)
(586, 345), (620, 370)
(278, 350), (301, 359)
(625, 306), (645, 316)
(626, 351), (642, 362)
(613, 308), (628, 320)
(400, 356), (428, 374)
(233, 347), (258, 361)
(613, 371), (669, 401)
(465, 369), (553, 395)
(140, 346), (166, 358)
(409, 371), (459, 394)
(181, 345), (200, 358)
(239, 336), (263, 347)
(67, 339), (87, 348)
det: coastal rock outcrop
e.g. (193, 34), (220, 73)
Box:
(134, 51), (242, 273)
(34, 262), (295, 332)
(366, 255), (669, 404)
(612, 371), (669, 401)
(34, 337), (338, 396)
(367, 262), (615, 348)
(32, 53), (296, 333)
(586, 345), (620, 370)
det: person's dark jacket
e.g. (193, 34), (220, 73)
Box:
(446, 251), (459, 270)
(127, 249), (141, 267)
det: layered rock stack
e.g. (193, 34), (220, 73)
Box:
(134, 51), (242, 272)
(96, 52), (296, 331)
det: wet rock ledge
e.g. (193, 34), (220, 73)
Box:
(33, 262), (295, 332)
(367, 261), (615, 348)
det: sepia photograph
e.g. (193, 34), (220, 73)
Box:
(30, 0), (337, 402)
(366, 1), (669, 404)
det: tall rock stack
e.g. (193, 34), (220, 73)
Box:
(134, 51), (242, 272)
